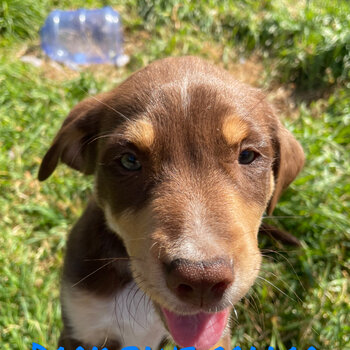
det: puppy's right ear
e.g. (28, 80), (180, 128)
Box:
(267, 122), (305, 215)
(38, 95), (106, 181)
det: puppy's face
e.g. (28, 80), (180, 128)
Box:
(39, 57), (304, 350)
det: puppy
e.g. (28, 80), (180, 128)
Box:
(38, 56), (304, 350)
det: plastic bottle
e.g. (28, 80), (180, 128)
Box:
(40, 7), (129, 66)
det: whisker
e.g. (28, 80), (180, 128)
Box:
(233, 305), (238, 319)
(127, 279), (148, 331)
(71, 260), (115, 287)
(114, 289), (125, 345)
(245, 290), (261, 316)
(249, 287), (265, 331)
(260, 248), (306, 292)
(260, 253), (279, 262)
(257, 276), (297, 302)
(69, 131), (121, 168)
(48, 61), (132, 124)
(128, 284), (141, 336)
(84, 257), (130, 261)
(261, 247), (300, 255)
(125, 283), (136, 332)
(135, 287), (149, 328)
(263, 215), (305, 219)
(258, 268), (303, 304)
(87, 132), (120, 145)
(89, 94), (132, 122)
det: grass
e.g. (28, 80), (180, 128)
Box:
(135, 0), (350, 89)
(0, 0), (349, 349)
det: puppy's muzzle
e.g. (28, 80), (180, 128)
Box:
(163, 257), (234, 307)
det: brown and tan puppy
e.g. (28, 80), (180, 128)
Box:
(38, 56), (304, 350)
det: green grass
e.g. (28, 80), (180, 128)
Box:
(135, 0), (350, 89)
(0, 0), (349, 349)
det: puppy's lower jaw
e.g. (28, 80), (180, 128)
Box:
(160, 306), (230, 350)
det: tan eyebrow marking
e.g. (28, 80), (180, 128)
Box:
(222, 115), (249, 145)
(124, 118), (155, 150)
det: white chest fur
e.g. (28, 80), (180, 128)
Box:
(62, 282), (168, 348)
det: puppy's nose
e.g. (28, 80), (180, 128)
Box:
(164, 258), (233, 306)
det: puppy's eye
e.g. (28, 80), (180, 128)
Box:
(120, 153), (141, 171)
(238, 150), (257, 164)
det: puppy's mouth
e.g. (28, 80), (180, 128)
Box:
(160, 306), (230, 350)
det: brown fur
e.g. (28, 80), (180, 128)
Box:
(38, 56), (304, 349)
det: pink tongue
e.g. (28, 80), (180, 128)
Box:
(162, 308), (230, 350)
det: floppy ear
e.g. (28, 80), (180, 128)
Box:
(267, 123), (305, 215)
(38, 96), (105, 181)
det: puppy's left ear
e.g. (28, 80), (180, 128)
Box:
(267, 122), (305, 215)
(38, 95), (106, 181)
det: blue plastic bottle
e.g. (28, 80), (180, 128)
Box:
(40, 7), (128, 66)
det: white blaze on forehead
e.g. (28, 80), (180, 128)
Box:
(154, 78), (191, 117)
(180, 75), (190, 115)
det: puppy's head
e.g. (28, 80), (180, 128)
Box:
(39, 57), (304, 350)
